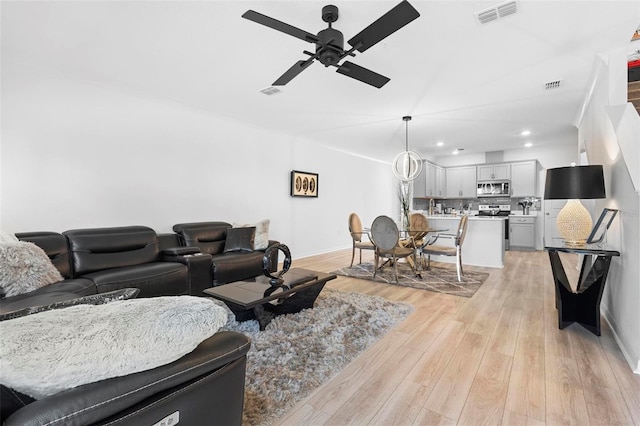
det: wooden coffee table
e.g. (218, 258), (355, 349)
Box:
(203, 268), (336, 330)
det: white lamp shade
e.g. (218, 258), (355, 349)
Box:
(392, 151), (422, 181)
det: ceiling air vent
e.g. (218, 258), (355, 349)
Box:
(477, 9), (498, 24)
(475, 1), (518, 25)
(497, 1), (517, 18)
(544, 80), (562, 90)
(259, 86), (282, 96)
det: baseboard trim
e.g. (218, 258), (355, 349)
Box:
(602, 305), (640, 375)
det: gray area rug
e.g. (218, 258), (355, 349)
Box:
(214, 288), (413, 426)
(332, 261), (489, 298)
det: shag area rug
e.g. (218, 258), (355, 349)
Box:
(215, 288), (413, 426)
(332, 261), (489, 298)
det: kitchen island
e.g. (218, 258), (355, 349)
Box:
(423, 214), (506, 268)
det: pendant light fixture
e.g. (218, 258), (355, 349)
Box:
(391, 116), (422, 181)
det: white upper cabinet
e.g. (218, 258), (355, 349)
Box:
(413, 161), (427, 197)
(446, 166), (477, 198)
(413, 162), (445, 198)
(434, 166), (445, 197)
(477, 163), (511, 181)
(511, 161), (538, 197)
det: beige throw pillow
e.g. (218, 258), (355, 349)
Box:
(0, 242), (64, 297)
(233, 219), (270, 250)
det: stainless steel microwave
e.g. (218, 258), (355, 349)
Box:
(477, 181), (510, 197)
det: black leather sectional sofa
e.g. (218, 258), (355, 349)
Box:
(1, 222), (279, 315)
(0, 221), (280, 426)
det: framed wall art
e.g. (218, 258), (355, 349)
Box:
(290, 170), (318, 198)
(586, 208), (618, 244)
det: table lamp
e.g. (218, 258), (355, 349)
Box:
(544, 164), (606, 246)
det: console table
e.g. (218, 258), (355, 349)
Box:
(545, 245), (620, 336)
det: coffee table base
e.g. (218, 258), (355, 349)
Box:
(226, 280), (327, 330)
(204, 268), (337, 330)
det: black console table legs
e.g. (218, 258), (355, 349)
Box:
(547, 251), (614, 336)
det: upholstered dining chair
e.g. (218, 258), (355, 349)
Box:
(370, 215), (416, 284)
(401, 212), (430, 249)
(348, 212), (375, 267)
(421, 214), (469, 282)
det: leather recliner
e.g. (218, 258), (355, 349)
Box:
(173, 222), (280, 285)
(1, 331), (251, 426)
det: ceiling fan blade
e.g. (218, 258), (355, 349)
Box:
(336, 61), (390, 88)
(347, 0), (420, 53)
(273, 59), (315, 86)
(242, 10), (319, 44)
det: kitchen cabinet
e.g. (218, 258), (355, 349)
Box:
(413, 161), (445, 198)
(413, 161), (427, 197)
(445, 166), (476, 198)
(511, 161), (537, 197)
(477, 163), (511, 181)
(510, 216), (535, 249)
(434, 166), (445, 197)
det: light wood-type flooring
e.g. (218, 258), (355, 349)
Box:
(274, 248), (640, 425)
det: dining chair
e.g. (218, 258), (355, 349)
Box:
(348, 212), (375, 267)
(421, 215), (469, 282)
(370, 215), (416, 284)
(401, 212), (429, 249)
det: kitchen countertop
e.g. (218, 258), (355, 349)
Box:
(424, 214), (507, 221)
(509, 211), (538, 216)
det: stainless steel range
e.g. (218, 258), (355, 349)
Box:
(477, 204), (511, 250)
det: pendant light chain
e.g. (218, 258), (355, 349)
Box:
(403, 115), (412, 152)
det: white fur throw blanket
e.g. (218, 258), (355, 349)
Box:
(0, 241), (63, 297)
(0, 296), (227, 399)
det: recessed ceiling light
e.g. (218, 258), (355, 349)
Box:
(521, 130), (531, 136)
(525, 142), (533, 147)
(452, 149), (459, 155)
(437, 141), (444, 147)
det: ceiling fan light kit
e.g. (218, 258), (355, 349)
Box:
(242, 1), (420, 88)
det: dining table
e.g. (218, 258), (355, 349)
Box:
(398, 227), (449, 275)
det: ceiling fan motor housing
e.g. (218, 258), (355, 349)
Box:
(316, 27), (344, 66)
(321, 5), (339, 23)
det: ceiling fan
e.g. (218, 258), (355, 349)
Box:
(242, 1), (420, 89)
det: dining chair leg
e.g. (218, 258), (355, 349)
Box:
(350, 245), (356, 267)
(359, 249), (362, 265)
(456, 248), (462, 282)
(393, 255), (399, 284)
(413, 250), (422, 278)
(373, 252), (379, 278)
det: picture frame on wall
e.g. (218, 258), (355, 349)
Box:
(586, 208), (619, 244)
(290, 170), (318, 198)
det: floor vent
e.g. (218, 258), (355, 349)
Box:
(475, 1), (518, 24)
(544, 80), (562, 90)
(259, 86), (282, 96)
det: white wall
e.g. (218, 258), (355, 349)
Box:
(580, 50), (640, 373)
(1, 67), (395, 259)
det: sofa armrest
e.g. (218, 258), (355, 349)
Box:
(162, 250), (213, 296)
(161, 246), (201, 257)
(3, 331), (251, 426)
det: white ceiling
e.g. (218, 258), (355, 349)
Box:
(2, 0), (639, 162)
